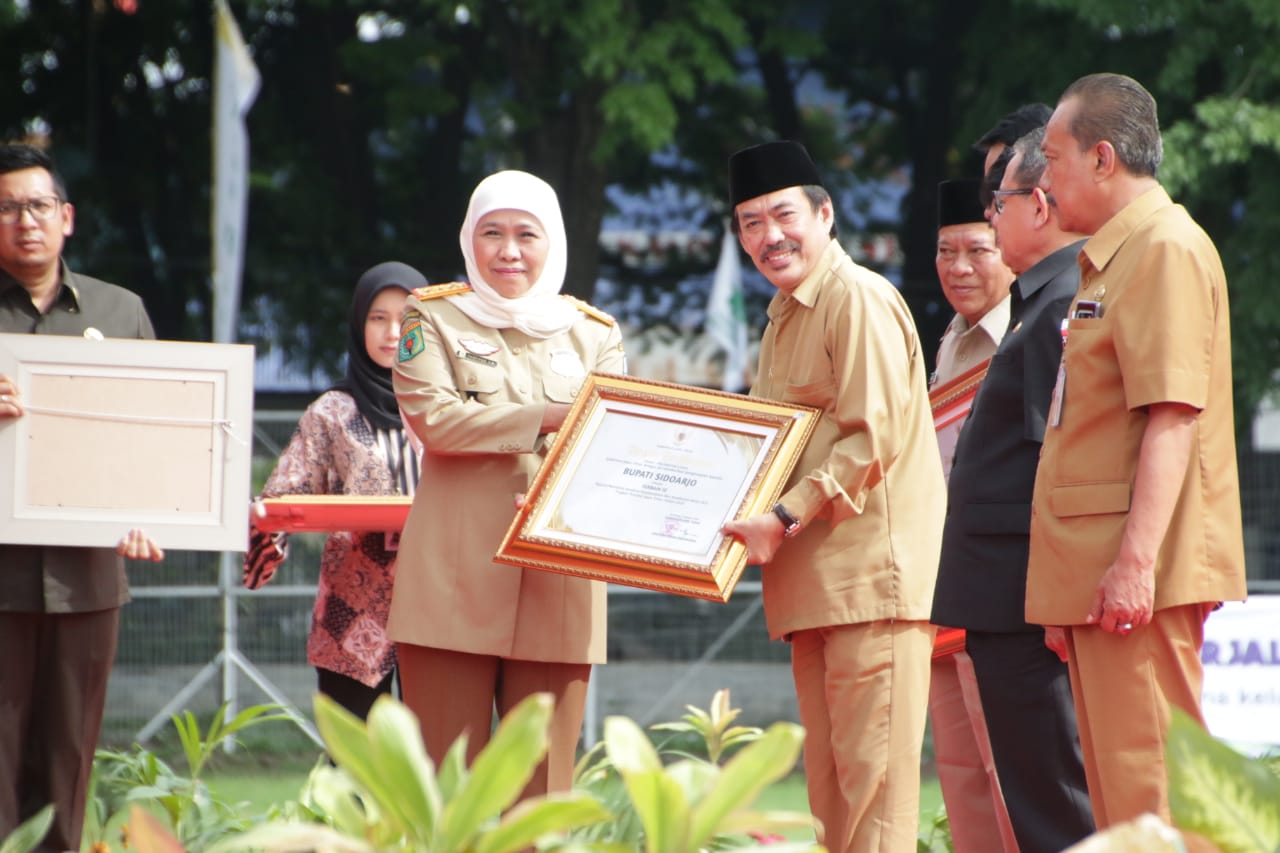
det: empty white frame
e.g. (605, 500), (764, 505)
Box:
(0, 333), (254, 551)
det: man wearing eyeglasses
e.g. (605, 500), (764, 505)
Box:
(0, 143), (163, 852)
(933, 127), (1095, 853)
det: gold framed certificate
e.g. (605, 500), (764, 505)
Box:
(494, 374), (819, 601)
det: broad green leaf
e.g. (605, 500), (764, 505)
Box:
(471, 793), (612, 853)
(663, 759), (719, 805)
(437, 735), (469, 802)
(0, 804), (53, 853)
(313, 693), (413, 837)
(301, 764), (369, 837)
(365, 695), (443, 842)
(615, 771), (690, 853)
(172, 710), (204, 777)
(604, 716), (664, 774)
(1166, 708), (1280, 853)
(689, 722), (805, 849)
(438, 693), (553, 851)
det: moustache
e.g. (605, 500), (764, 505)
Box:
(759, 240), (801, 264)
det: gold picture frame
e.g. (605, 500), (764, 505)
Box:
(494, 373), (819, 601)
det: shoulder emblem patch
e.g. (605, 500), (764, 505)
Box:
(410, 281), (473, 301)
(398, 309), (425, 362)
(562, 294), (617, 326)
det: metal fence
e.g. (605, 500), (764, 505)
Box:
(102, 407), (1280, 751)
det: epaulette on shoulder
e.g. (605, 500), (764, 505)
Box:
(411, 281), (472, 300)
(562, 294), (616, 326)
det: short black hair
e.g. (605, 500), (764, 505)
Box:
(973, 103), (1053, 153)
(0, 144), (68, 199)
(980, 146), (1016, 209)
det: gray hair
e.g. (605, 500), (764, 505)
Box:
(1009, 127), (1048, 187)
(1059, 73), (1162, 177)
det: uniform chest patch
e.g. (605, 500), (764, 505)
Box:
(399, 313), (424, 362)
(549, 349), (586, 377)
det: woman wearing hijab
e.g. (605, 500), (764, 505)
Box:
(390, 170), (626, 797)
(243, 261), (425, 720)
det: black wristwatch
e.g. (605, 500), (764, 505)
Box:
(772, 503), (802, 538)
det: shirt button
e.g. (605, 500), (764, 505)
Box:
(468, 377), (476, 386)
(958, 353), (968, 362)
(512, 347), (522, 355)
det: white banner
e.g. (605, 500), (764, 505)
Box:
(211, 0), (260, 345)
(1201, 595), (1280, 750)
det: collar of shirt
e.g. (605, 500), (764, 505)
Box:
(765, 239), (844, 320)
(0, 260), (78, 313)
(943, 292), (1011, 348)
(1080, 185), (1172, 276)
(1014, 239), (1088, 304)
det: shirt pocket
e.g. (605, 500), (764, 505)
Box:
(458, 365), (504, 398)
(542, 372), (584, 404)
(1048, 481), (1131, 518)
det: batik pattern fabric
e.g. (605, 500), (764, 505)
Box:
(248, 390), (418, 687)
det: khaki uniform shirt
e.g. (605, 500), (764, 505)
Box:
(932, 296), (1010, 481)
(389, 289), (626, 663)
(753, 241), (945, 639)
(0, 265), (155, 613)
(1026, 187), (1246, 625)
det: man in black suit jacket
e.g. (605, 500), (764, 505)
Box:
(931, 128), (1096, 853)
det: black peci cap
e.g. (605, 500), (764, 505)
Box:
(728, 140), (824, 208)
(937, 178), (986, 227)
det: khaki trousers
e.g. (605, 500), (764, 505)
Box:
(928, 652), (1017, 853)
(1065, 603), (1216, 852)
(397, 643), (590, 799)
(791, 620), (933, 853)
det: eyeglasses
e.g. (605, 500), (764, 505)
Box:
(0, 196), (63, 225)
(991, 188), (1034, 215)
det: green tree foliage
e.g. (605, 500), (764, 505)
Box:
(1016, 0), (1280, 421)
(1, 0), (1276, 418)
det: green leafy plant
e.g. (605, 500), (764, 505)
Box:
(212, 691), (612, 852)
(650, 689), (764, 764)
(1166, 707), (1280, 853)
(573, 690), (822, 853)
(85, 703), (296, 852)
(0, 806), (54, 853)
(915, 807), (953, 853)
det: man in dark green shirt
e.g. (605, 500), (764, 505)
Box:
(0, 144), (164, 852)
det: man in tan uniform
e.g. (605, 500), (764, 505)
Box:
(1029, 73), (1246, 845)
(722, 140), (945, 853)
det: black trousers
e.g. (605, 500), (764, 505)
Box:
(0, 608), (119, 853)
(316, 667), (396, 722)
(966, 629), (1096, 853)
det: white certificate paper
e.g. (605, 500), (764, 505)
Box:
(533, 403), (767, 563)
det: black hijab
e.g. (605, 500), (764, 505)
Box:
(331, 261), (427, 430)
